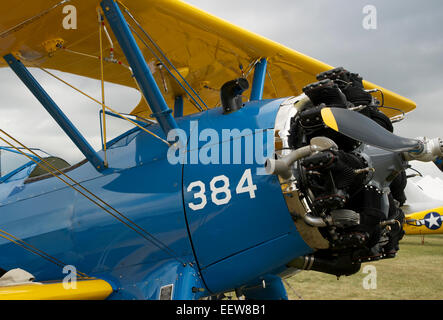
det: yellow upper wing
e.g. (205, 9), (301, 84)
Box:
(0, 0), (416, 119)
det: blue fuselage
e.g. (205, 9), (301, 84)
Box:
(0, 98), (312, 299)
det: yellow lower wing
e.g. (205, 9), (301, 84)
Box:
(404, 207), (443, 235)
(0, 279), (113, 300)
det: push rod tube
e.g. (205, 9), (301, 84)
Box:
(4, 54), (106, 172)
(100, 0), (178, 136)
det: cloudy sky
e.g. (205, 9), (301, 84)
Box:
(1, 0), (443, 176)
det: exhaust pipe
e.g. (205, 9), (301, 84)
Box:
(288, 254), (361, 277)
(221, 78), (249, 114)
(265, 136), (338, 179)
(303, 214), (331, 227)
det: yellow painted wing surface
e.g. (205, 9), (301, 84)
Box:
(0, 0), (416, 119)
(0, 279), (113, 300)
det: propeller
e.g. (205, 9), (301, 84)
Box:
(320, 107), (423, 153)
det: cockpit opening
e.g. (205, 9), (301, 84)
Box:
(0, 147), (70, 183)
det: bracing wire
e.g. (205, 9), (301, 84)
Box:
(0, 0), (71, 39)
(266, 67), (278, 98)
(98, 10), (108, 167)
(119, 2), (209, 111)
(0, 129), (187, 265)
(0, 229), (90, 279)
(16, 46), (168, 145)
(244, 58), (261, 79)
(126, 24), (204, 113)
(1, 7), (190, 267)
(35, 66), (171, 146)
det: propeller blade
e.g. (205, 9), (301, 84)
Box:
(320, 107), (422, 153)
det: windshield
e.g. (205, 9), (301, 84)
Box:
(0, 147), (48, 178)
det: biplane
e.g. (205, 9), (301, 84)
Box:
(402, 174), (443, 235)
(0, 0), (442, 300)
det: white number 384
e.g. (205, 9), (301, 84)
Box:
(186, 169), (257, 211)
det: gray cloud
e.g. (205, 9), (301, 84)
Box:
(0, 68), (140, 163)
(1, 1), (442, 175)
(186, 0), (443, 164)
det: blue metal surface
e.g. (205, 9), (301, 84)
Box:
(0, 4), (314, 299)
(181, 99), (287, 267)
(0, 123), (200, 299)
(250, 58), (268, 101)
(0, 147), (41, 183)
(102, 260), (206, 300)
(101, 0), (178, 136)
(3, 54), (105, 172)
(0, 161), (37, 183)
(177, 99), (313, 293)
(173, 264), (206, 300)
(199, 229), (311, 294)
(0, 94), (314, 299)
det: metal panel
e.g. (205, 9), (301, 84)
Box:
(181, 99), (312, 278)
(0, 123), (201, 299)
(202, 233), (311, 293)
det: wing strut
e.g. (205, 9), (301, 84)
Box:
(100, 0), (179, 136)
(3, 54), (106, 172)
(250, 58), (268, 101)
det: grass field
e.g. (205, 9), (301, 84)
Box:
(284, 234), (443, 300)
